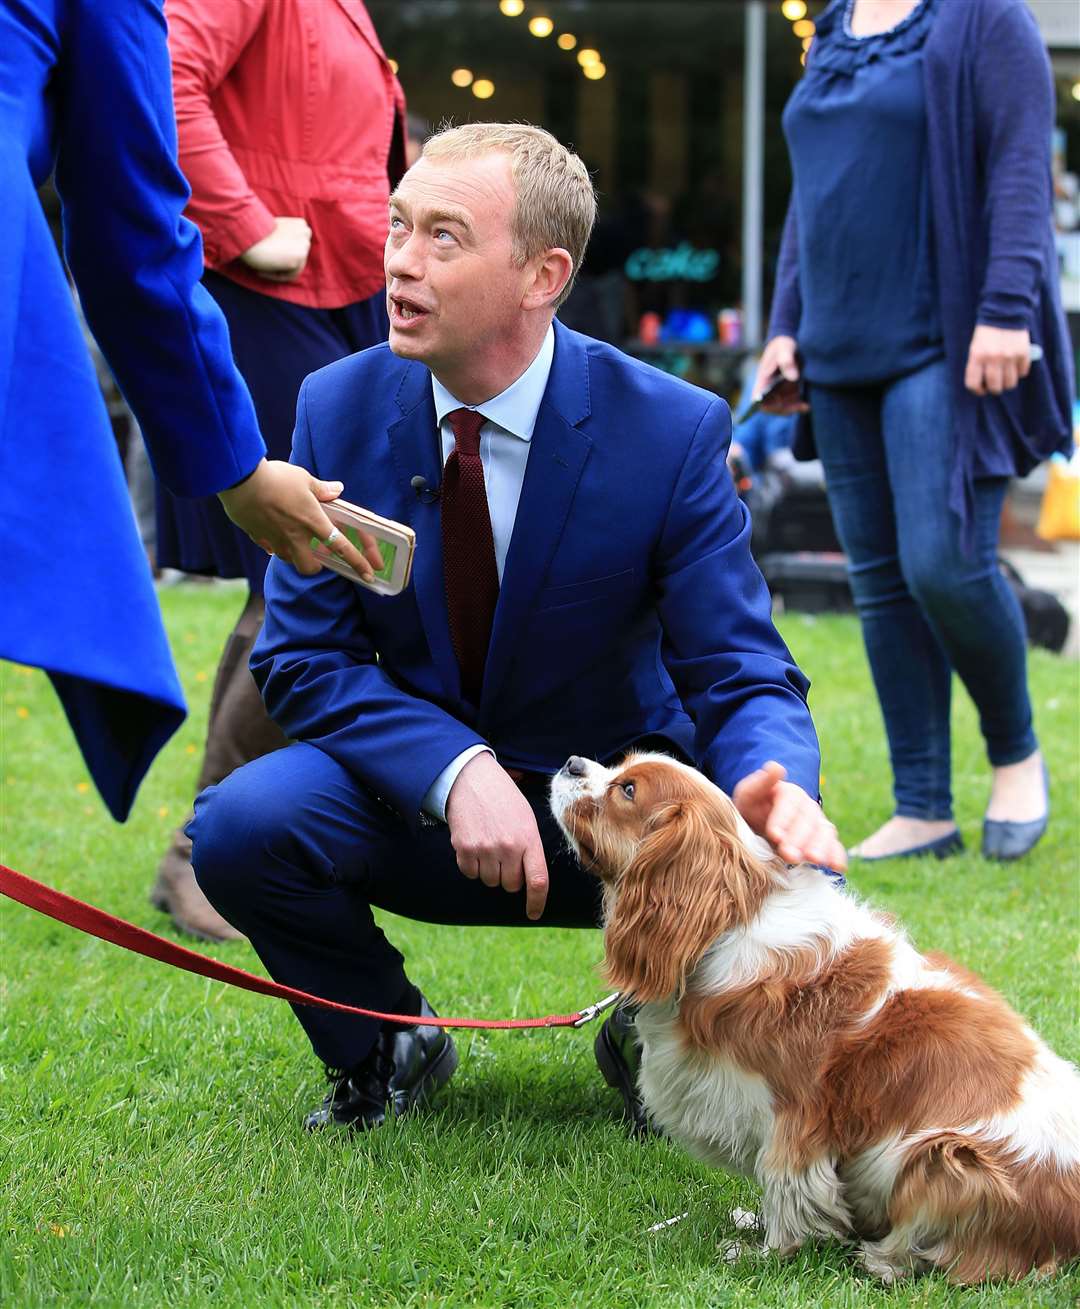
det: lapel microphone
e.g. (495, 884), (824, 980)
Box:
(410, 474), (441, 503)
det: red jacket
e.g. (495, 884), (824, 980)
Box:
(166, 0), (404, 308)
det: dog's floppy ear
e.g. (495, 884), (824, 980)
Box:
(602, 799), (772, 1003)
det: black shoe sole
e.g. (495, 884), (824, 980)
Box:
(416, 1033), (459, 1108)
(594, 1022), (654, 1136)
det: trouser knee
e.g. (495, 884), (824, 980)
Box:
(188, 765), (277, 910)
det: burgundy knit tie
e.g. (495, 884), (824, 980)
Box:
(441, 407), (499, 703)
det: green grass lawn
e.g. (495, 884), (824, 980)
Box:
(1, 584), (1078, 1308)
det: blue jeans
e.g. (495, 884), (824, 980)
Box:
(809, 360), (1037, 820)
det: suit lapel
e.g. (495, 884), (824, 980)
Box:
(480, 326), (592, 718)
(385, 363), (461, 701)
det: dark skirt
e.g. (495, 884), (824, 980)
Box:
(155, 271), (389, 592)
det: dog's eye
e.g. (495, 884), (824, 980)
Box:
(620, 781), (635, 800)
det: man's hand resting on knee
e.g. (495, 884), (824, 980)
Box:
(445, 753), (549, 920)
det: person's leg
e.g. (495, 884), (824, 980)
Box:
(192, 744), (411, 1066)
(123, 418), (157, 569)
(809, 381), (958, 853)
(880, 363), (1043, 835)
(190, 748), (602, 1071)
(151, 592), (288, 939)
(152, 286), (364, 939)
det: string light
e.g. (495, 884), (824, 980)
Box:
(451, 68), (474, 87)
(388, 59), (398, 74)
(528, 16), (553, 37)
(472, 79), (495, 99)
(802, 35), (813, 50)
(781, 0), (807, 20)
(583, 62), (606, 81)
(557, 33), (577, 50)
(576, 48), (601, 67)
(793, 18), (815, 37)
(499, 0), (524, 15)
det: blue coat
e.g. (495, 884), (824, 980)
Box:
(0, 0), (266, 820)
(252, 323), (821, 826)
(770, 0), (1074, 532)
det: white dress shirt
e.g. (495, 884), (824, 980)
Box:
(422, 324), (556, 820)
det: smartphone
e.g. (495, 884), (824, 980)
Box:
(736, 371), (805, 426)
(309, 498), (416, 596)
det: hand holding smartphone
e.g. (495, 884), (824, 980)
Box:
(309, 498), (415, 595)
(737, 371), (807, 425)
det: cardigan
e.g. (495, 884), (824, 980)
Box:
(166, 0), (405, 309)
(770, 0), (1074, 533)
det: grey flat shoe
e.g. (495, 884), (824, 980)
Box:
(982, 764), (1049, 862)
(848, 829), (963, 863)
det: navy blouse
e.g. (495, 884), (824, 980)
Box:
(782, 0), (942, 385)
(768, 0), (1073, 543)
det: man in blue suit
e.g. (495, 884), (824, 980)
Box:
(191, 123), (845, 1133)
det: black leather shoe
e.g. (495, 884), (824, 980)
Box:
(304, 992), (458, 1132)
(593, 1001), (656, 1136)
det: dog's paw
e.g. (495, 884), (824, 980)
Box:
(857, 1240), (917, 1284)
(718, 1239), (766, 1265)
(730, 1207), (760, 1232)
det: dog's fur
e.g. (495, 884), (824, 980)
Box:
(551, 753), (1080, 1284)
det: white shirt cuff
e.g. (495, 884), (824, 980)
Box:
(422, 745), (494, 822)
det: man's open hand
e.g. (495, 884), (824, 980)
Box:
(445, 753), (549, 919)
(733, 761), (847, 871)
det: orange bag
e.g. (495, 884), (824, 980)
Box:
(1036, 456), (1080, 542)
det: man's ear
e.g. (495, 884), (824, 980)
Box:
(521, 248), (574, 311)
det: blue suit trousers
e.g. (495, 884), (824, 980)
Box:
(189, 743), (604, 1069)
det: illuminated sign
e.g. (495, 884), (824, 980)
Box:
(624, 243), (720, 282)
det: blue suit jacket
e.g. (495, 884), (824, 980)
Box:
(1, 0), (265, 820)
(253, 322), (820, 829)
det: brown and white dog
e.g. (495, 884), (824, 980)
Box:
(551, 752), (1080, 1284)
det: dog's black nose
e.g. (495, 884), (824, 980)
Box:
(562, 755), (588, 777)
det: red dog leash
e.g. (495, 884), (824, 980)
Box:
(0, 863), (619, 1030)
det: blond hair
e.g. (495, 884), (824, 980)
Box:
(421, 122), (596, 308)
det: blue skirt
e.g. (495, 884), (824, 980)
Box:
(155, 273), (389, 592)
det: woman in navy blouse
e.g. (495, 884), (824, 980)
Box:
(757, 0), (1073, 862)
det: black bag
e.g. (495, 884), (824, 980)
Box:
(998, 558), (1071, 654)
